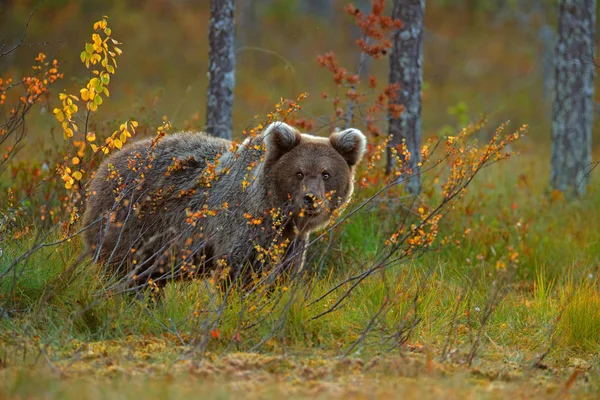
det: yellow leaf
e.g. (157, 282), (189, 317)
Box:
(72, 157), (80, 165)
(113, 138), (123, 149)
(91, 144), (99, 153)
(72, 171), (83, 180)
(102, 147), (109, 155)
(87, 132), (96, 142)
(131, 120), (139, 128)
(54, 110), (64, 123)
(119, 123), (127, 131)
(80, 88), (89, 102)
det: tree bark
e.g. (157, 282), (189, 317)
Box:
(387, 0), (424, 195)
(550, 0), (596, 197)
(206, 0), (236, 139)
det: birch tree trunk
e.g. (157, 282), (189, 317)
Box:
(206, 0), (236, 139)
(387, 0), (424, 195)
(550, 0), (596, 197)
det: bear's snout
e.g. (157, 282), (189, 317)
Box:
(303, 193), (321, 212)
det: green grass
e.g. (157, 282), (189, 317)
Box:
(2, 154), (600, 358)
(3, 150), (600, 398)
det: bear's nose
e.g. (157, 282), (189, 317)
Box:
(303, 194), (318, 211)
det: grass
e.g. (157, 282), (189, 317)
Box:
(2, 151), (600, 400)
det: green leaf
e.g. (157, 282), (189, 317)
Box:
(106, 64), (115, 74)
(85, 43), (94, 54)
(94, 94), (103, 105)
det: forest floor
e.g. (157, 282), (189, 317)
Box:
(2, 335), (598, 399)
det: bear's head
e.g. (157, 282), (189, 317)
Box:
(262, 122), (367, 233)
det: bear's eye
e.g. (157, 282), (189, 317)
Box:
(296, 172), (304, 180)
(322, 172), (330, 180)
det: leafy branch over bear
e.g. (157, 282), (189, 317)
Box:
(82, 122), (367, 291)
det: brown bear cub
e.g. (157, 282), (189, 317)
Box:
(82, 122), (366, 288)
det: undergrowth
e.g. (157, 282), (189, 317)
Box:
(2, 153), (599, 361)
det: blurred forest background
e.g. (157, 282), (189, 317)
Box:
(3, 0), (597, 161)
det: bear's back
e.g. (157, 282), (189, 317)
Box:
(82, 132), (235, 256)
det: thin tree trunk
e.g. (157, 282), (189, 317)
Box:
(303, 0), (334, 18)
(539, 24), (555, 98)
(206, 0), (236, 139)
(550, 0), (596, 197)
(238, 0), (259, 45)
(386, 0), (424, 195)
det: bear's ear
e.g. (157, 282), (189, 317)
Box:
(329, 128), (367, 167)
(263, 122), (302, 160)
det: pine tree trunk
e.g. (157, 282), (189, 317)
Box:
(550, 0), (596, 197)
(387, 0), (424, 195)
(206, 0), (236, 139)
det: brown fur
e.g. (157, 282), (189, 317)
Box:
(81, 122), (366, 287)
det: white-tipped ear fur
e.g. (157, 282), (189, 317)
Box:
(329, 128), (367, 167)
(263, 122), (300, 151)
(262, 122), (302, 159)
